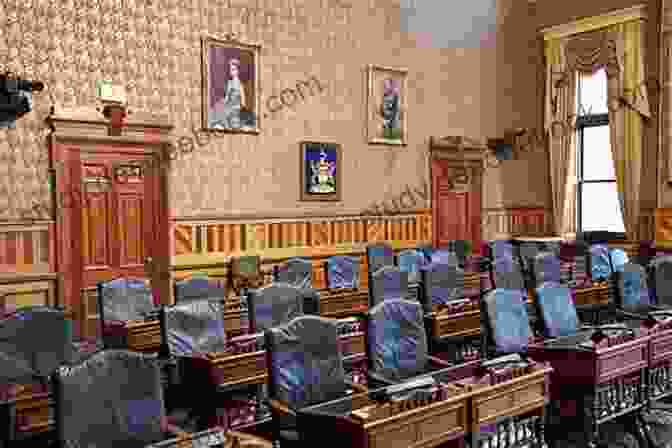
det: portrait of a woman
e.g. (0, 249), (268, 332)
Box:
(202, 36), (260, 133)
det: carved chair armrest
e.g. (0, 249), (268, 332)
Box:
(428, 355), (452, 368)
(224, 332), (262, 354)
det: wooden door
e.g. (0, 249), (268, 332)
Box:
(60, 150), (161, 339)
(432, 158), (482, 254)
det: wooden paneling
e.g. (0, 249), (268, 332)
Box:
(0, 223), (52, 271)
(0, 271), (57, 310)
(656, 208), (672, 247)
(482, 207), (552, 240)
(171, 211), (432, 257)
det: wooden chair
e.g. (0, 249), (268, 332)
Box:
(272, 258), (313, 290)
(97, 278), (161, 352)
(365, 243), (395, 286)
(396, 248), (428, 300)
(264, 315), (366, 447)
(229, 255), (264, 297)
(364, 299), (452, 389)
(318, 256), (367, 318)
(524, 280), (649, 448)
(419, 262), (480, 364)
(367, 265), (408, 308)
(0, 306), (100, 447)
(173, 275), (225, 304)
(51, 349), (257, 448)
(159, 299), (261, 430)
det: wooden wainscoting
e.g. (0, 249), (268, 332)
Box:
(171, 210), (433, 256)
(482, 207), (551, 240)
(0, 221), (54, 272)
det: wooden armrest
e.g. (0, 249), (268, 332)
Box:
(428, 355), (452, 368)
(269, 399), (295, 418)
(348, 382), (368, 393)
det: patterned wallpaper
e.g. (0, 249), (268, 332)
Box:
(0, 0), (505, 221)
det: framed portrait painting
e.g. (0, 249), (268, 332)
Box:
(202, 34), (260, 133)
(300, 142), (342, 202)
(367, 65), (408, 145)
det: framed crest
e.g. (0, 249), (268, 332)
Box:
(300, 142), (342, 202)
(367, 65), (408, 145)
(201, 34), (260, 134)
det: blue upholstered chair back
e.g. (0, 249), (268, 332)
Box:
(0, 306), (73, 380)
(650, 255), (672, 306)
(274, 258), (313, 289)
(367, 299), (428, 383)
(366, 243), (395, 276)
(532, 252), (562, 287)
(419, 262), (465, 314)
(616, 262), (652, 308)
(430, 250), (459, 266)
(489, 240), (514, 260)
(265, 315), (346, 410)
(610, 249), (629, 273)
(98, 278), (155, 323)
(491, 255), (526, 291)
(369, 266), (409, 308)
(589, 244), (613, 282)
(247, 283), (305, 333)
(483, 289), (531, 354)
(397, 249), (427, 285)
(174, 276), (225, 303)
(54, 350), (164, 448)
(417, 245), (434, 262)
(161, 299), (227, 356)
(535, 282), (579, 338)
(326, 256), (360, 290)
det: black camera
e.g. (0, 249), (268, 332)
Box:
(0, 73), (44, 128)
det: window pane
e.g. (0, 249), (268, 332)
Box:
(581, 125), (614, 180)
(578, 69), (608, 115)
(580, 182), (625, 233)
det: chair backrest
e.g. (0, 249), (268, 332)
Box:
(532, 252), (562, 287)
(161, 299), (227, 356)
(397, 249), (427, 284)
(54, 349), (164, 448)
(416, 245), (434, 262)
(325, 256), (360, 290)
(368, 266), (409, 308)
(274, 258), (313, 289)
(430, 250), (459, 266)
(610, 248), (629, 273)
(174, 276), (225, 303)
(366, 299), (428, 383)
(490, 255), (526, 291)
(0, 306), (73, 380)
(488, 240), (514, 260)
(247, 283), (305, 333)
(650, 255), (672, 306)
(265, 315), (346, 409)
(419, 263), (465, 314)
(449, 240), (470, 267)
(534, 282), (579, 338)
(589, 244), (613, 282)
(483, 289), (531, 354)
(366, 243), (395, 276)
(98, 278), (155, 324)
(615, 262), (652, 308)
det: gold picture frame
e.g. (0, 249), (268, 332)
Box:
(366, 65), (408, 146)
(299, 141), (342, 202)
(201, 33), (261, 134)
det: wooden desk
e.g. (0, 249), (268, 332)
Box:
(146, 427), (272, 447)
(103, 319), (162, 352)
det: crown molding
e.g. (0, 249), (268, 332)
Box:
(540, 4), (647, 40)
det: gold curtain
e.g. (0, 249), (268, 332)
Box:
(545, 38), (577, 237)
(545, 19), (649, 240)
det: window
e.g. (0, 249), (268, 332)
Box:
(576, 68), (625, 235)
